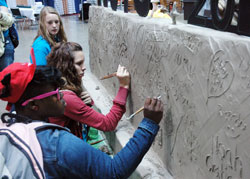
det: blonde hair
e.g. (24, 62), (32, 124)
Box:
(34, 6), (67, 46)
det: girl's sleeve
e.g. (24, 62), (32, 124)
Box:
(63, 87), (129, 131)
(55, 118), (159, 178)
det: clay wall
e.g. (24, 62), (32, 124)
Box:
(89, 6), (250, 178)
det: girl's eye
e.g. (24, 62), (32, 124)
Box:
(78, 62), (83, 66)
(47, 21), (59, 25)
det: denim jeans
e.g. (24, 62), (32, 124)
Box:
(0, 36), (14, 71)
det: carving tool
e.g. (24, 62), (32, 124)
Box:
(100, 72), (117, 80)
(90, 139), (105, 145)
(127, 95), (161, 120)
(126, 106), (144, 120)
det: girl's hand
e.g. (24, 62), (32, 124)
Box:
(143, 97), (164, 124)
(116, 64), (130, 89)
(80, 91), (92, 105)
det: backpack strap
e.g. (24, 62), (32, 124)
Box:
(30, 47), (36, 67)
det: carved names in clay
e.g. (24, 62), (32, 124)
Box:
(89, 7), (250, 178)
(206, 136), (243, 179)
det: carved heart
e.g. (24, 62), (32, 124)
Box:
(207, 50), (234, 100)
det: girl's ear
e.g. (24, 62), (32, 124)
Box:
(31, 105), (39, 111)
(28, 101), (39, 111)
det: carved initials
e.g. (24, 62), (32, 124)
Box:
(206, 136), (243, 179)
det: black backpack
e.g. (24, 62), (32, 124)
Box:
(9, 24), (19, 48)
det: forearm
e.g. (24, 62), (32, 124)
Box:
(88, 87), (128, 131)
(64, 88), (128, 131)
(113, 87), (128, 106)
(104, 118), (159, 178)
(57, 118), (159, 178)
(69, 102), (125, 131)
(95, 87), (128, 130)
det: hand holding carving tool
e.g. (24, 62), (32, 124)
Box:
(127, 95), (161, 120)
(100, 72), (117, 80)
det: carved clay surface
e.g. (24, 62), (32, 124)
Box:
(89, 6), (250, 179)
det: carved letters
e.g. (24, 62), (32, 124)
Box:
(218, 105), (247, 139)
(206, 136), (243, 179)
(89, 7), (250, 178)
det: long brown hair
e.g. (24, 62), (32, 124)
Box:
(34, 6), (67, 46)
(47, 42), (83, 96)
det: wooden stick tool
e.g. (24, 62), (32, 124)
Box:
(126, 95), (161, 120)
(90, 139), (105, 145)
(100, 72), (117, 80)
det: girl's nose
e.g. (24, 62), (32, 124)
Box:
(82, 66), (86, 71)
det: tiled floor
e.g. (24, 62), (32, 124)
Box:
(0, 15), (90, 114)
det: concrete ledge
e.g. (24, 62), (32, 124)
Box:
(88, 5), (250, 179)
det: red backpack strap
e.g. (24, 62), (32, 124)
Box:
(6, 102), (12, 111)
(30, 48), (36, 67)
